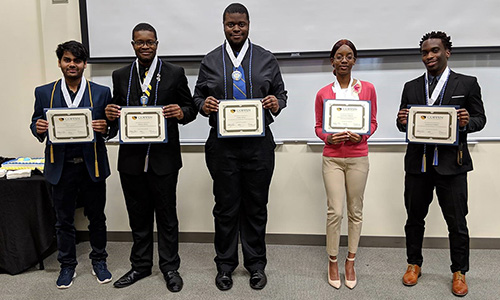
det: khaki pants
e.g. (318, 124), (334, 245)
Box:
(322, 156), (369, 256)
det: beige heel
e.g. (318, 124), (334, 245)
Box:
(328, 256), (341, 289)
(345, 256), (357, 289)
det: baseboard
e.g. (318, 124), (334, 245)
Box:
(75, 231), (500, 249)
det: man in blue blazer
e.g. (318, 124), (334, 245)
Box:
(30, 41), (113, 289)
(397, 31), (486, 297)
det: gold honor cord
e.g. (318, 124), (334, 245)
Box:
(48, 80), (100, 178)
(49, 79), (60, 164)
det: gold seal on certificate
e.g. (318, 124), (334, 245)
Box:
(217, 99), (264, 137)
(407, 106), (458, 145)
(45, 108), (94, 143)
(323, 99), (371, 134)
(119, 106), (167, 143)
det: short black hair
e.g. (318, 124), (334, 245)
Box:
(420, 31), (452, 51)
(56, 40), (88, 62)
(330, 39), (358, 59)
(132, 23), (157, 40)
(223, 3), (249, 22)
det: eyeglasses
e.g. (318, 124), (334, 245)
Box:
(132, 40), (158, 47)
(333, 55), (355, 62)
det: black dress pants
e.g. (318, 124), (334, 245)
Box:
(52, 161), (108, 269)
(404, 167), (469, 274)
(205, 128), (275, 273)
(119, 170), (180, 274)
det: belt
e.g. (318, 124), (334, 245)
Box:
(66, 157), (84, 164)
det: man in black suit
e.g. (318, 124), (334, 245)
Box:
(397, 31), (486, 297)
(105, 23), (197, 292)
(193, 3), (287, 291)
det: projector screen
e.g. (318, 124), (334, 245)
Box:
(80, 0), (500, 59)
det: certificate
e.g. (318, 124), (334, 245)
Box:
(45, 108), (94, 143)
(323, 99), (371, 135)
(217, 99), (264, 138)
(119, 106), (167, 143)
(407, 105), (458, 145)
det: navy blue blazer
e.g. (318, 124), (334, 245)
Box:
(397, 70), (486, 175)
(30, 80), (112, 185)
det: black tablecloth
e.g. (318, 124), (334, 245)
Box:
(0, 175), (56, 275)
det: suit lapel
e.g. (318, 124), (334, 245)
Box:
(80, 81), (90, 107)
(441, 70), (458, 106)
(52, 80), (66, 108)
(147, 60), (161, 106)
(416, 74), (426, 105)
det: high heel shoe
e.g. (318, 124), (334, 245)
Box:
(344, 256), (357, 289)
(328, 256), (341, 289)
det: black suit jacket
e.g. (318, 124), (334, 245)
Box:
(111, 59), (197, 175)
(397, 70), (486, 175)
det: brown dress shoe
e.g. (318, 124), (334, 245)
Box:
(452, 271), (468, 297)
(402, 264), (421, 286)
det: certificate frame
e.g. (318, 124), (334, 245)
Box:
(406, 105), (459, 145)
(322, 99), (371, 135)
(217, 99), (265, 138)
(119, 106), (168, 144)
(45, 107), (95, 144)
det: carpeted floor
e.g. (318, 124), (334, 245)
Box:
(1, 242), (499, 299)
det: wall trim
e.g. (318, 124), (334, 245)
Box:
(76, 231), (500, 249)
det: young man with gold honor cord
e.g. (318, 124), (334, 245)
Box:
(30, 41), (113, 289)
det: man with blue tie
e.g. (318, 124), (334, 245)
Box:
(397, 31), (486, 297)
(30, 41), (113, 289)
(193, 3), (287, 291)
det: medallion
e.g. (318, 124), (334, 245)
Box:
(232, 70), (242, 81)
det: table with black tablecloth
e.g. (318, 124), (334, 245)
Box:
(0, 174), (56, 275)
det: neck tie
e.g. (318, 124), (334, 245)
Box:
(233, 65), (247, 99)
(429, 76), (438, 95)
(143, 70), (152, 98)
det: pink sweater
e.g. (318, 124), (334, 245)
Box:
(314, 81), (378, 157)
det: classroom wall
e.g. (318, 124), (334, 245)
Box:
(1, 0), (499, 241)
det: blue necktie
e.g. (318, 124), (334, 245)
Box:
(232, 65), (247, 99)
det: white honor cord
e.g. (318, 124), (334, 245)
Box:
(426, 66), (450, 105)
(332, 76), (358, 99)
(61, 76), (87, 108)
(135, 55), (158, 93)
(225, 38), (249, 68)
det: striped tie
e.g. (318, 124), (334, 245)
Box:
(143, 70), (152, 98)
(232, 65), (247, 99)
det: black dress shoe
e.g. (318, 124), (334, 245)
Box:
(215, 271), (233, 291)
(164, 270), (183, 293)
(250, 269), (267, 290)
(113, 269), (152, 288)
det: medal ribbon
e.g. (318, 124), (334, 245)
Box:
(225, 39), (249, 68)
(425, 67), (450, 105)
(222, 40), (253, 100)
(421, 67), (451, 172)
(135, 55), (158, 94)
(61, 76), (87, 108)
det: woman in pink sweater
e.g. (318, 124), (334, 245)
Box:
(314, 39), (378, 289)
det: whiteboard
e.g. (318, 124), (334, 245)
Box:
(90, 52), (500, 143)
(80, 0), (500, 59)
